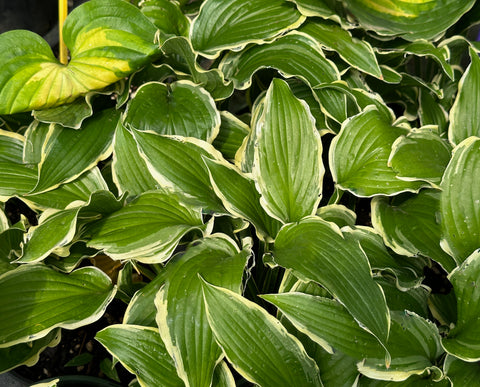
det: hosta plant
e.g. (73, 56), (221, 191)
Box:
(1, 0), (480, 385)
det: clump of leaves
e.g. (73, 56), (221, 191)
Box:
(1, 0), (480, 385)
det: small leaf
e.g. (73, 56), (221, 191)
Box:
(124, 81), (220, 142)
(440, 137), (480, 264)
(442, 250), (480, 361)
(274, 216), (390, 345)
(140, 0), (190, 37)
(330, 107), (424, 197)
(201, 281), (322, 386)
(372, 190), (457, 272)
(0, 265), (115, 347)
(96, 325), (183, 387)
(316, 204), (356, 228)
(212, 112), (250, 160)
(444, 354), (480, 385)
(254, 78), (324, 223)
(65, 352), (93, 367)
(87, 191), (205, 263)
(449, 48), (480, 145)
(156, 235), (250, 387)
(190, 0), (305, 58)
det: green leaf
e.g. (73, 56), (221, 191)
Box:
(0, 162), (37, 200)
(124, 81), (220, 142)
(0, 0), (160, 114)
(330, 107), (424, 197)
(112, 124), (158, 197)
(449, 48), (480, 145)
(212, 361), (236, 387)
(161, 36), (233, 100)
(156, 235), (250, 387)
(389, 129), (452, 186)
(204, 157), (281, 241)
(0, 130), (24, 163)
(312, 348), (359, 387)
(299, 20), (382, 78)
(0, 265), (115, 347)
(87, 191), (205, 263)
(274, 216), (390, 345)
(212, 112), (250, 161)
(33, 97), (93, 130)
(16, 208), (80, 264)
(0, 329), (60, 373)
(444, 354), (480, 385)
(316, 204), (356, 228)
(190, 0), (305, 58)
(23, 121), (51, 164)
(419, 90), (448, 135)
(286, 0), (336, 18)
(65, 352), (94, 367)
(96, 325), (183, 387)
(442, 250), (480, 361)
(132, 131), (225, 212)
(440, 137), (480, 264)
(33, 109), (119, 194)
(253, 78), (323, 223)
(343, 0), (475, 41)
(0, 227), (24, 275)
(201, 281), (322, 386)
(372, 190), (457, 272)
(140, 0), (190, 37)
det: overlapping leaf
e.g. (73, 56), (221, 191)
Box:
(0, 0), (160, 114)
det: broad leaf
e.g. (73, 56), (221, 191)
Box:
(190, 0), (305, 58)
(204, 158), (281, 241)
(0, 162), (37, 200)
(0, 130), (24, 163)
(254, 78), (323, 223)
(316, 204), (356, 228)
(112, 124), (158, 197)
(0, 265), (115, 347)
(442, 250), (480, 361)
(0, 0), (160, 114)
(132, 131), (225, 212)
(444, 354), (480, 385)
(33, 108), (119, 193)
(212, 112), (250, 161)
(440, 137), (480, 264)
(287, 0), (336, 18)
(87, 191), (205, 263)
(330, 107), (424, 196)
(124, 81), (220, 142)
(343, 0), (476, 41)
(140, 0), (190, 37)
(389, 129), (452, 186)
(300, 20), (381, 78)
(274, 217), (390, 345)
(201, 281), (323, 386)
(212, 361), (235, 387)
(419, 90), (448, 135)
(372, 190), (456, 272)
(96, 325), (183, 387)
(449, 48), (480, 145)
(156, 235), (250, 387)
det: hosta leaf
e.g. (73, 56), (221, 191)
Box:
(140, 0), (190, 37)
(343, 0), (475, 41)
(0, 208), (8, 232)
(389, 130), (452, 186)
(33, 108), (119, 194)
(112, 124), (158, 197)
(442, 250), (480, 361)
(212, 361), (235, 387)
(343, 226), (426, 289)
(299, 20), (381, 78)
(24, 167), (108, 210)
(286, 0), (336, 18)
(17, 208), (80, 264)
(313, 348), (359, 387)
(372, 190), (457, 272)
(419, 90), (448, 135)
(124, 81), (220, 142)
(357, 374), (448, 386)
(23, 121), (50, 164)
(204, 158), (281, 241)
(274, 217), (390, 345)
(440, 137), (480, 264)
(316, 204), (356, 228)
(254, 78), (323, 223)
(0, 227), (24, 275)
(96, 325), (183, 387)
(190, 0), (305, 58)
(449, 48), (480, 145)
(0, 329), (60, 373)
(161, 36), (233, 100)
(220, 32), (346, 122)
(201, 281), (322, 386)
(330, 107), (424, 197)
(0, 162), (38, 200)
(156, 235), (250, 387)
(263, 293), (385, 360)
(33, 96), (93, 130)
(132, 131), (225, 212)
(0, 0), (160, 114)
(212, 112), (250, 161)
(444, 354), (480, 385)
(87, 191), (205, 263)
(0, 265), (115, 347)
(0, 130), (24, 163)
